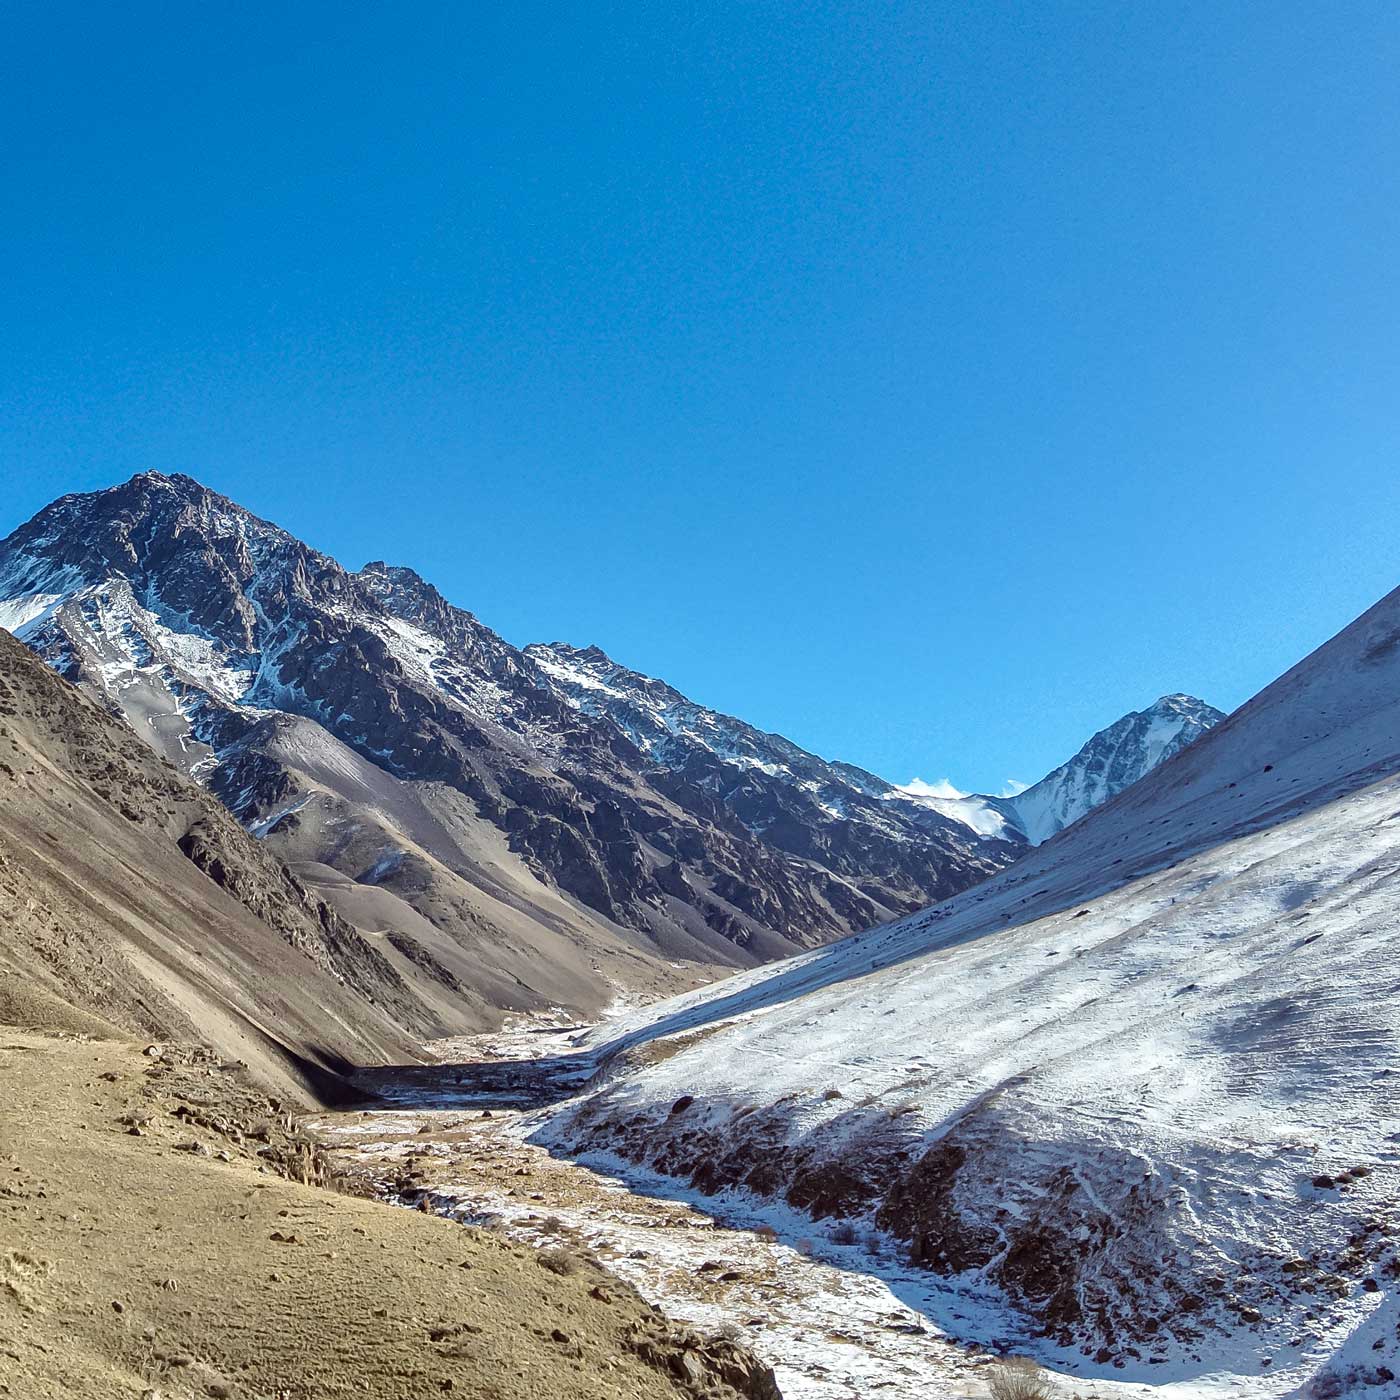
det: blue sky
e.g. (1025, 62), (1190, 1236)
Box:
(4, 3), (1400, 792)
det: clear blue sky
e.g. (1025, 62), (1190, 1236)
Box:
(4, 4), (1400, 792)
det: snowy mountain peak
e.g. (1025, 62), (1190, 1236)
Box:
(998, 691), (1224, 844)
(1143, 691), (1222, 728)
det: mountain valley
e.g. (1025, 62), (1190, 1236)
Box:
(511, 568), (1400, 1397)
(12, 471), (1379, 1400)
(0, 472), (1216, 1031)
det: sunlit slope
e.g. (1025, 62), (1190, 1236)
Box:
(537, 583), (1400, 1394)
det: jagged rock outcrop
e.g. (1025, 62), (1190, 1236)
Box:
(0, 473), (1019, 989)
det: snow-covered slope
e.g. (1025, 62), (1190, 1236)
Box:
(999, 693), (1224, 844)
(532, 585), (1400, 1397)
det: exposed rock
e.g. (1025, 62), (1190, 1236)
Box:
(1, 472), (1020, 992)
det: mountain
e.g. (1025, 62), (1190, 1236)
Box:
(530, 583), (1400, 1395)
(536, 640), (1220, 852)
(0, 472), (1016, 1017)
(998, 692), (1224, 843)
(0, 624), (437, 1099)
(0, 472), (1224, 1029)
(0, 622), (780, 1400)
(527, 637), (1025, 875)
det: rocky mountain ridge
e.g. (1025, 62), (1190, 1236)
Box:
(0, 472), (1222, 1022)
(0, 473), (1013, 1016)
(0, 625), (433, 1098)
(531, 639), (1223, 850)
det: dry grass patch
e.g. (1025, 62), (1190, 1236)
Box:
(987, 1356), (1055, 1399)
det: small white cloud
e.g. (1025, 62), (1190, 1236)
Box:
(999, 779), (1029, 797)
(896, 777), (968, 800)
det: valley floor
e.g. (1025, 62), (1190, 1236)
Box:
(314, 1097), (990, 1400)
(314, 1016), (1276, 1400)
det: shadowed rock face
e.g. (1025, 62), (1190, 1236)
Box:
(0, 473), (1019, 982)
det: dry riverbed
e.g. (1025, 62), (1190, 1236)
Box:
(306, 1016), (1163, 1400)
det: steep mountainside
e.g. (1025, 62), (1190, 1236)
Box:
(531, 643), (1221, 853)
(0, 473), (1015, 1001)
(0, 626), (440, 1099)
(528, 638), (1024, 880)
(530, 584), (1400, 1397)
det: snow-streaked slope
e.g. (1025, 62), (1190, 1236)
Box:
(532, 586), (1400, 1397)
(528, 639), (993, 838)
(527, 642), (868, 785)
(524, 638), (1025, 916)
(0, 472), (1020, 977)
(530, 639), (1023, 841)
(999, 693), (1224, 844)
(532, 642), (1219, 854)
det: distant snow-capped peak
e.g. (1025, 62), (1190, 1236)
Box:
(891, 695), (1223, 846)
(530, 642), (1222, 849)
(999, 692), (1225, 844)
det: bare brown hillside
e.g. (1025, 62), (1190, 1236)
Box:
(0, 626), (447, 1100)
(0, 629), (782, 1398)
(0, 1030), (779, 1400)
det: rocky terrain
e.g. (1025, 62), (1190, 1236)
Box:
(0, 472), (1219, 1029)
(0, 619), (781, 1399)
(527, 641), (1028, 904)
(0, 1029), (780, 1400)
